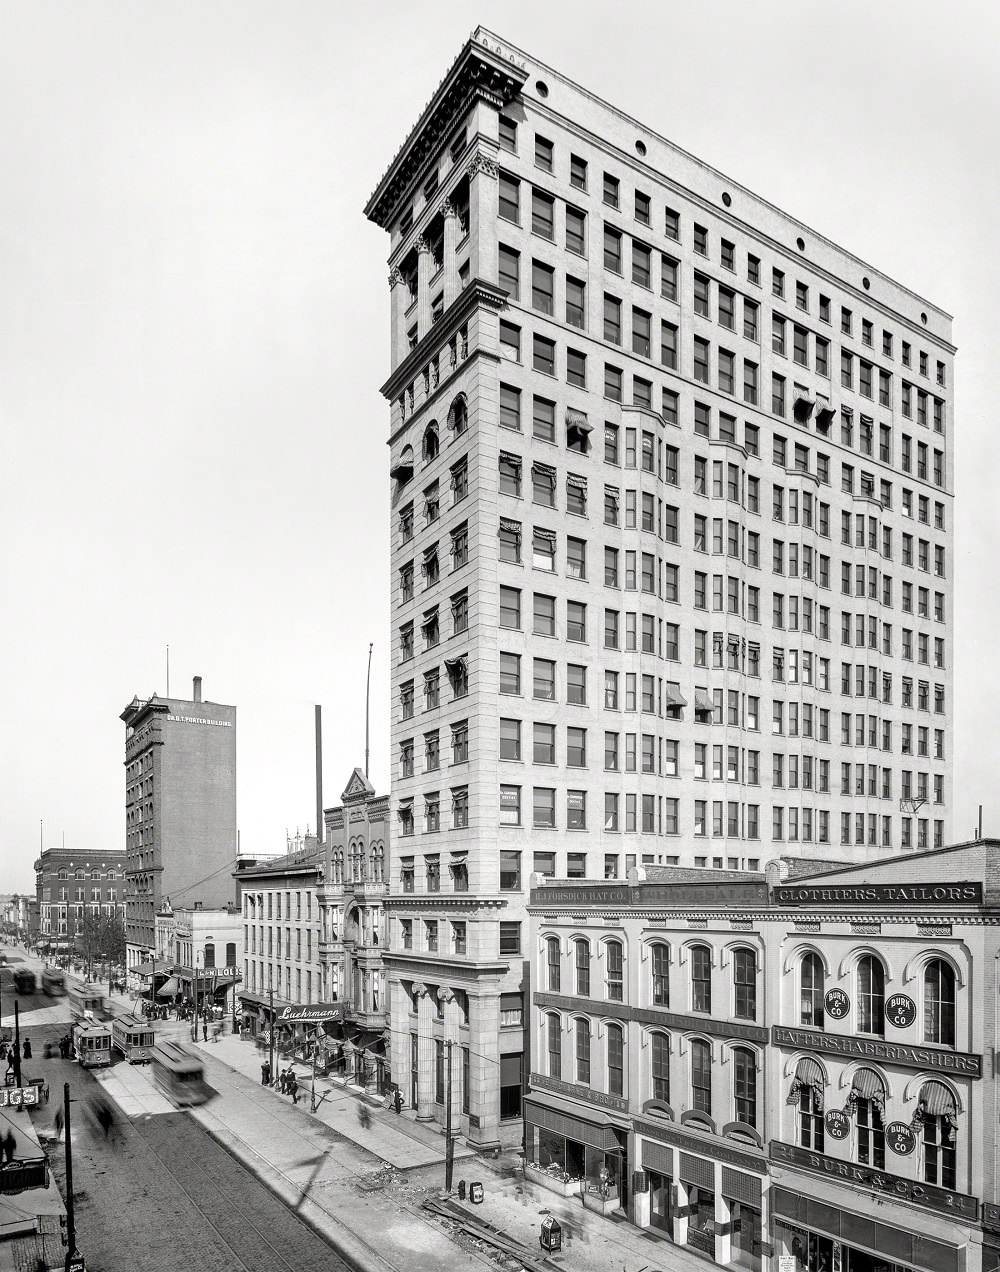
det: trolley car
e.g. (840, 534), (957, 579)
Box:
(111, 1014), (156, 1064)
(149, 1040), (210, 1107)
(73, 1022), (112, 1069)
(12, 969), (36, 994)
(68, 983), (106, 1022)
(41, 967), (66, 996)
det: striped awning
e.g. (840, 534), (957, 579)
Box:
(786, 1056), (825, 1111)
(920, 1080), (956, 1118)
(852, 1068), (884, 1100)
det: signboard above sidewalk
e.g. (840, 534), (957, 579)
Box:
(276, 1002), (345, 1025)
(0, 1085), (39, 1108)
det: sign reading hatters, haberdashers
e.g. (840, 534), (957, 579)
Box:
(771, 1025), (982, 1077)
(774, 881), (982, 906)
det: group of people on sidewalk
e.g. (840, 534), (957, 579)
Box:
(1, 1036), (31, 1070)
(259, 1060), (300, 1104)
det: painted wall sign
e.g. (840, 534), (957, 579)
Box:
(771, 1025), (982, 1077)
(769, 1139), (979, 1220)
(825, 988), (850, 1020)
(886, 1122), (916, 1155)
(885, 994), (916, 1029)
(774, 882), (982, 906)
(825, 1109), (850, 1140)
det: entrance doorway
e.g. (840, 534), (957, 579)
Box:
(647, 1169), (672, 1234)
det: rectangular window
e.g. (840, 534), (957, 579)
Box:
(498, 116), (517, 153)
(531, 189), (555, 240)
(534, 135), (553, 172)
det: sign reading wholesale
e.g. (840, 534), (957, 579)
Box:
(275, 1002), (345, 1024)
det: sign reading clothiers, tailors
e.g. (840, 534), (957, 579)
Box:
(276, 1002), (345, 1024)
(774, 882), (982, 906)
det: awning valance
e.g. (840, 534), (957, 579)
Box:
(499, 451), (521, 468)
(532, 461), (556, 478)
(389, 461), (413, 481)
(694, 689), (714, 712)
(787, 1057), (825, 1112)
(566, 473), (587, 490)
(797, 1057), (825, 1087)
(420, 610), (438, 630)
(852, 1068), (884, 1100)
(524, 1092), (624, 1152)
(533, 527), (557, 544)
(566, 412), (592, 434)
(499, 518), (521, 535)
(920, 1080), (956, 1118)
(663, 685), (687, 708)
(157, 977), (180, 998)
(444, 655), (467, 672)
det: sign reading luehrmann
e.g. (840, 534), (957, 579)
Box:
(276, 1002), (344, 1024)
(774, 882), (982, 906)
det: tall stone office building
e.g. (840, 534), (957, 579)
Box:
(121, 676), (238, 970)
(365, 29), (955, 1148)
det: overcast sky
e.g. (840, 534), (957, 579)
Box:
(2, 1), (998, 892)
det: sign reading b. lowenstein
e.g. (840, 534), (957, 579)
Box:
(774, 882), (982, 906)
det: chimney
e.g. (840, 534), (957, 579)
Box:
(315, 705), (324, 846)
(193, 676), (202, 703)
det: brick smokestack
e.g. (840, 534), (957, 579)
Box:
(193, 676), (202, 703)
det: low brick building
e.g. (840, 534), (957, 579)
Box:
(527, 839), (1000, 1272)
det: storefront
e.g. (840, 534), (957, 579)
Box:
(770, 1179), (970, 1272)
(524, 1091), (629, 1209)
(632, 1116), (768, 1267)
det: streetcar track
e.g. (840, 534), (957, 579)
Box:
(128, 1113), (359, 1272)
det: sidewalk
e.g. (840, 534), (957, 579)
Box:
(58, 965), (706, 1272)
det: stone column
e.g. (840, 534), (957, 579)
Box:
(465, 153), (498, 283)
(415, 237), (433, 340)
(438, 987), (462, 1130)
(467, 988), (501, 1148)
(412, 981), (435, 1120)
(439, 200), (459, 308)
(388, 267), (407, 367)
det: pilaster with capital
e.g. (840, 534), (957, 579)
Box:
(437, 986), (463, 1128)
(439, 200), (460, 308)
(415, 236), (433, 339)
(414, 982), (436, 1120)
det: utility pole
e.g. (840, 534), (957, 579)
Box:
(268, 968), (274, 1079)
(150, 954), (155, 1018)
(444, 1039), (455, 1193)
(13, 1002), (22, 1088)
(311, 1026), (318, 1113)
(191, 953), (199, 1044)
(64, 1083), (77, 1264)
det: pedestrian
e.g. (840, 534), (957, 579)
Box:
(357, 1104), (371, 1131)
(288, 1073), (298, 1105)
(392, 1088), (403, 1115)
(58, 1036), (67, 1060)
(22, 1038), (31, 1060)
(202, 1020), (207, 1043)
(261, 1061), (271, 1087)
(53, 1106), (64, 1139)
(2, 1130), (15, 1163)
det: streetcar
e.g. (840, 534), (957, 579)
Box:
(41, 967), (66, 996)
(12, 969), (36, 994)
(111, 1013), (156, 1064)
(73, 1022), (113, 1069)
(149, 1040), (210, 1107)
(68, 982), (106, 1022)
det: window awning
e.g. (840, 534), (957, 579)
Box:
(532, 460), (556, 478)
(524, 1092), (625, 1152)
(787, 1056), (826, 1112)
(919, 1080), (956, 1118)
(156, 977), (180, 998)
(566, 410), (592, 434)
(566, 472), (587, 489)
(132, 961), (157, 978)
(533, 527), (557, 544)
(420, 611), (438, 630)
(604, 487), (619, 505)
(449, 852), (468, 864)
(389, 461), (413, 480)
(444, 655), (468, 672)
(422, 545), (438, 562)
(499, 518), (522, 535)
(499, 451), (521, 468)
(850, 1067), (885, 1112)
(694, 689), (714, 711)
(663, 685), (687, 708)
(797, 1056), (825, 1086)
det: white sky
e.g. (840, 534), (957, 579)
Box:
(2, 0), (998, 890)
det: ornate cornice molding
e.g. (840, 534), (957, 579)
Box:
(364, 41), (526, 229)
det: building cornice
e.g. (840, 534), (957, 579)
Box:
(380, 277), (508, 405)
(364, 37), (526, 230)
(382, 951), (510, 977)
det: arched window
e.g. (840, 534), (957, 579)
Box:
(203, 942), (215, 969)
(607, 1023), (624, 1097)
(733, 949), (757, 1020)
(849, 1068), (886, 1167)
(800, 952), (825, 1027)
(575, 1018), (591, 1084)
(449, 395), (468, 435)
(422, 423), (439, 461)
(575, 939), (591, 996)
(691, 1039), (712, 1115)
(225, 942), (236, 967)
(857, 955), (885, 1035)
(791, 1057), (825, 1150)
(651, 943), (669, 1006)
(923, 959), (956, 1046)
(691, 944), (712, 1013)
(915, 1080), (957, 1188)
(650, 1032), (670, 1102)
(546, 1013), (562, 1078)
(732, 1047), (757, 1128)
(606, 939), (624, 1001)
(546, 937), (561, 992)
